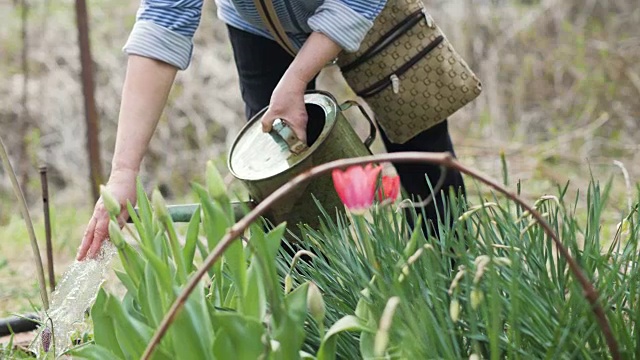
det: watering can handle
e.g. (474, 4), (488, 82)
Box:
(270, 101), (377, 153)
(269, 119), (309, 155)
(340, 100), (377, 149)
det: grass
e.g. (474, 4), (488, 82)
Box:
(0, 203), (86, 318)
(267, 172), (639, 358)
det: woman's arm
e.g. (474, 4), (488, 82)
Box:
(77, 0), (203, 260)
(77, 55), (177, 260)
(111, 55), (178, 174)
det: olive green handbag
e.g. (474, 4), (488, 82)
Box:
(253, 0), (482, 144)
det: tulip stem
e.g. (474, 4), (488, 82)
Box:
(353, 214), (378, 270)
(141, 151), (619, 360)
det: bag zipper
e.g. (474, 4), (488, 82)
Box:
(356, 35), (445, 98)
(341, 9), (425, 73)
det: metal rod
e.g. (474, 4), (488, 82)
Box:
(74, 0), (104, 202)
(39, 166), (55, 292)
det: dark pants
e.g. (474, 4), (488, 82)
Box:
(226, 25), (466, 234)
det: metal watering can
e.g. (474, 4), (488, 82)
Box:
(227, 90), (376, 232)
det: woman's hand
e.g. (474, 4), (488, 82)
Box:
(261, 75), (309, 144)
(76, 169), (137, 261)
(260, 31), (343, 144)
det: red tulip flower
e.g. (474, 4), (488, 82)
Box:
(377, 175), (401, 203)
(332, 164), (382, 214)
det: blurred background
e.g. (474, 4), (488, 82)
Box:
(0, 0), (638, 317)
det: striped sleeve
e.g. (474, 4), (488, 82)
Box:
(123, 0), (204, 70)
(307, 0), (387, 52)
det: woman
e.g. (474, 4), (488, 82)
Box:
(76, 0), (466, 261)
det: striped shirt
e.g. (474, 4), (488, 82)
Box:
(124, 0), (388, 70)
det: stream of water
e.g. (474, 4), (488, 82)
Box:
(29, 241), (117, 357)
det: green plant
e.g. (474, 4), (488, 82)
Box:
(0, 334), (36, 359)
(60, 152), (639, 359)
(114, 152), (624, 360)
(278, 177), (639, 359)
(70, 162), (373, 360)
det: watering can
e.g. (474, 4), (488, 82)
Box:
(227, 90), (377, 233)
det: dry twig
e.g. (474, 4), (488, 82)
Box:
(0, 136), (49, 310)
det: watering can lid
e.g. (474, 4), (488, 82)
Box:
(228, 92), (338, 181)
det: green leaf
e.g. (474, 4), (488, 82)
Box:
(212, 312), (266, 360)
(193, 182), (229, 295)
(300, 350), (316, 360)
(225, 235), (247, 311)
(243, 260), (267, 319)
(285, 282), (310, 327)
(193, 183), (230, 251)
(355, 288), (378, 359)
(317, 315), (374, 360)
(273, 282), (310, 359)
(138, 242), (173, 291)
(127, 201), (149, 246)
(359, 331), (376, 360)
(153, 189), (187, 282)
(135, 178), (155, 247)
(89, 288), (125, 359)
(6, 332), (13, 356)
(263, 223), (287, 260)
(403, 215), (422, 259)
(107, 291), (154, 358)
(169, 282), (215, 360)
(221, 281), (238, 309)
(141, 262), (166, 328)
(206, 161), (231, 213)
(114, 270), (137, 297)
(183, 206), (202, 272)
(250, 223), (286, 321)
(70, 344), (123, 360)
(135, 276), (152, 324)
(116, 240), (144, 287)
(124, 290), (153, 329)
(354, 289), (377, 329)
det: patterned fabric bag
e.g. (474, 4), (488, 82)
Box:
(253, 0), (482, 144)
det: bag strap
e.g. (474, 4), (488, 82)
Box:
(253, 0), (298, 57)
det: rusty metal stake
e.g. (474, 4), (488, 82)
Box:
(39, 166), (55, 292)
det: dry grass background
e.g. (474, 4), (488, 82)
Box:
(0, 0), (638, 316)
